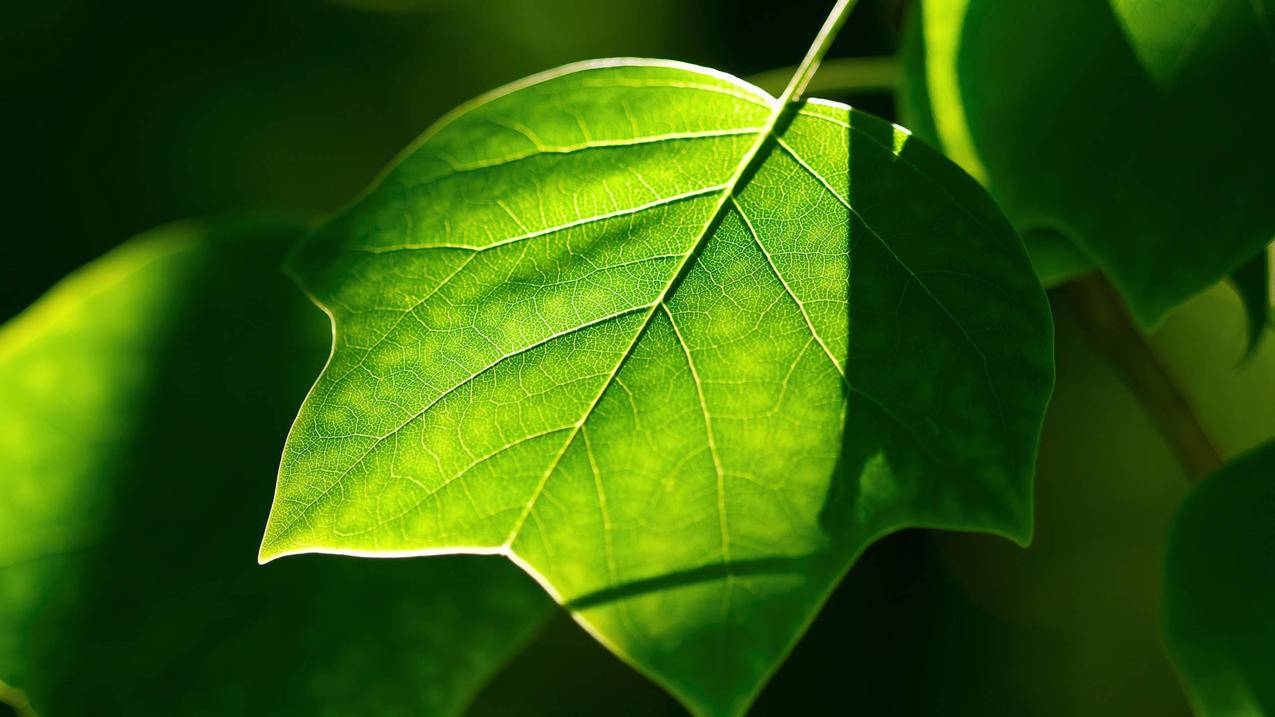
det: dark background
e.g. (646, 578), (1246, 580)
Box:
(2, 0), (900, 322)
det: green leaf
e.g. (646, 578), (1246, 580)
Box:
(896, 15), (1093, 290)
(261, 58), (1054, 716)
(0, 217), (551, 715)
(1162, 440), (1275, 716)
(1021, 229), (1095, 288)
(901, 0), (1275, 325)
(1229, 246), (1271, 360)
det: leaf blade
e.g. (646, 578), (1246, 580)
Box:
(264, 60), (1054, 715)
(1162, 440), (1275, 715)
(902, 0), (1275, 324)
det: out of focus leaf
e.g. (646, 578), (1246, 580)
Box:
(260, 57), (1053, 716)
(1021, 229), (1094, 288)
(901, 0), (1275, 325)
(1229, 246), (1271, 360)
(0, 217), (551, 715)
(1162, 440), (1275, 716)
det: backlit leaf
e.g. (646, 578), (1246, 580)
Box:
(261, 59), (1054, 716)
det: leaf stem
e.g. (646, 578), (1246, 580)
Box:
(1061, 273), (1222, 481)
(0, 678), (35, 717)
(779, 0), (863, 104)
(746, 56), (899, 98)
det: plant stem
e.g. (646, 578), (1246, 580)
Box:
(779, 0), (862, 104)
(747, 56), (899, 98)
(1061, 273), (1222, 481)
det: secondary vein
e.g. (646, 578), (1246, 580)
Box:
(503, 0), (863, 551)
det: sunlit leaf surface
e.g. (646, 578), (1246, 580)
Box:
(262, 59), (1054, 716)
(0, 217), (551, 715)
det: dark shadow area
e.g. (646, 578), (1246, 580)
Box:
(753, 291), (1194, 716)
(755, 290), (1200, 717)
(469, 609), (685, 717)
(478, 531), (1037, 716)
(756, 530), (1034, 715)
(563, 556), (811, 612)
(820, 100), (1047, 559)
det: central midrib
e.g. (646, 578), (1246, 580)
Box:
(499, 122), (787, 550)
(501, 0), (859, 548)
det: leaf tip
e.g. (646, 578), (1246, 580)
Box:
(1007, 523), (1033, 549)
(256, 516), (294, 565)
(1005, 491), (1035, 549)
(256, 539), (282, 566)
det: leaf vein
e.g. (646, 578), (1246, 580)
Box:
(268, 303), (654, 543)
(775, 136), (1010, 440)
(347, 184), (727, 254)
(730, 196), (845, 376)
(663, 303), (731, 562)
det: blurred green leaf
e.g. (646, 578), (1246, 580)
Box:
(901, 0), (1275, 325)
(1162, 440), (1275, 716)
(1229, 246), (1271, 360)
(261, 59), (1053, 716)
(1021, 229), (1095, 288)
(0, 217), (551, 715)
(895, 16), (1092, 289)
